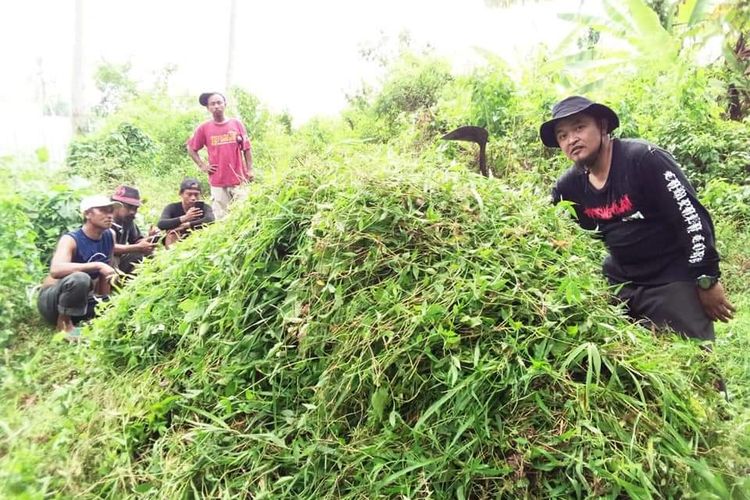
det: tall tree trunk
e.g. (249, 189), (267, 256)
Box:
(728, 83), (742, 121)
(727, 33), (749, 121)
(71, 0), (85, 133)
(225, 0), (237, 91)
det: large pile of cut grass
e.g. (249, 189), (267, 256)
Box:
(6, 161), (746, 498)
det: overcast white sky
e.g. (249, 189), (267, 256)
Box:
(0, 0), (593, 157)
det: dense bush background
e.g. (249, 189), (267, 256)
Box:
(2, 0), (750, 495)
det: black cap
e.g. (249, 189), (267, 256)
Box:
(539, 96), (619, 148)
(179, 178), (202, 193)
(199, 92), (225, 106)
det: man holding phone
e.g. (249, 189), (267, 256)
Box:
(157, 178), (215, 247)
(111, 185), (159, 275)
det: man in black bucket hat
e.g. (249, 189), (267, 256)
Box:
(542, 96), (735, 341)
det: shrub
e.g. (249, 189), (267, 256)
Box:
(67, 122), (158, 184)
(0, 193), (40, 346)
(0, 162), (84, 345)
(657, 117), (750, 186)
(230, 87), (273, 142)
(608, 67), (750, 186)
(6, 160), (740, 497)
(344, 53), (453, 142)
(465, 62), (517, 138)
(374, 54), (452, 122)
(702, 178), (750, 227)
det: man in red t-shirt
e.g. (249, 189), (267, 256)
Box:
(187, 92), (255, 218)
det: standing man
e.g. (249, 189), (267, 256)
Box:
(187, 91), (254, 219)
(111, 185), (158, 275)
(37, 195), (120, 338)
(157, 178), (215, 248)
(541, 96), (735, 341)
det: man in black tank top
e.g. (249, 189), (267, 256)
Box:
(540, 96), (735, 341)
(37, 195), (120, 340)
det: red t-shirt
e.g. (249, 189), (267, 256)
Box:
(187, 118), (252, 187)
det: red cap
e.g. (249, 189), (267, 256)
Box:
(112, 185), (141, 206)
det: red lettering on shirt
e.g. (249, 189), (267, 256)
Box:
(584, 194), (634, 220)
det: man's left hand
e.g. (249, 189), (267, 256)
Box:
(247, 168), (256, 182)
(697, 282), (736, 322)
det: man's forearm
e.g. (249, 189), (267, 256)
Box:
(50, 262), (101, 279)
(187, 147), (207, 170)
(244, 149), (253, 170)
(94, 275), (111, 296)
(114, 242), (145, 255)
(158, 217), (183, 231)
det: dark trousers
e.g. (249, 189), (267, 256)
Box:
(37, 272), (97, 326)
(117, 252), (145, 275)
(616, 281), (715, 341)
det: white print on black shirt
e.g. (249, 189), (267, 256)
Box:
(621, 211), (644, 222)
(663, 171), (704, 264)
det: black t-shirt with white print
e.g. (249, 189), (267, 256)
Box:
(551, 138), (720, 286)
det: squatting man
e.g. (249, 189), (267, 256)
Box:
(541, 95), (735, 342)
(37, 195), (120, 340)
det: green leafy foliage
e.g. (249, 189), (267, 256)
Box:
(347, 53), (453, 142)
(67, 121), (158, 184)
(64, 87), (294, 213)
(0, 163), (85, 345)
(4, 160), (743, 497)
(435, 58), (518, 139)
(604, 66), (750, 187)
(702, 179), (750, 226)
(230, 86), (273, 141)
(24, 185), (82, 266)
(374, 55), (452, 119)
(4, 4), (750, 496)
(93, 61), (138, 117)
(0, 194), (40, 346)
(66, 90), (205, 188)
(658, 116), (750, 186)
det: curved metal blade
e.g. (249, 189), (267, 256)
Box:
(441, 125), (489, 145)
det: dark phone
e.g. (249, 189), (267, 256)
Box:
(194, 201), (206, 212)
(146, 233), (164, 244)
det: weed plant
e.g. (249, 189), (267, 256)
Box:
(4, 44), (750, 499)
(4, 160), (737, 498)
(0, 162), (86, 345)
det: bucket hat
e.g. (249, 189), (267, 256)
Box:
(539, 96), (619, 148)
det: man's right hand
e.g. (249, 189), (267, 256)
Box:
(96, 262), (117, 278)
(697, 282), (736, 322)
(200, 164), (217, 175)
(180, 207), (203, 223)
